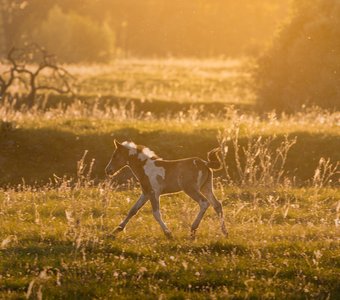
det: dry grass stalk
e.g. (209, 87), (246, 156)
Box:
(312, 157), (339, 188)
(218, 125), (297, 187)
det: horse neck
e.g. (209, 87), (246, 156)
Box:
(127, 156), (146, 180)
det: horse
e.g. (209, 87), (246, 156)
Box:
(105, 140), (227, 239)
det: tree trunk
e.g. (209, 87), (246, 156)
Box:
(0, 0), (7, 58)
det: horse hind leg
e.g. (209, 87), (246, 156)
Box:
(183, 188), (210, 239)
(201, 177), (228, 237)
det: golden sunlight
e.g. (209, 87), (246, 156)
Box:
(0, 1), (339, 299)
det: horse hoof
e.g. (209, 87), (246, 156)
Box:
(112, 226), (124, 235)
(190, 230), (197, 240)
(103, 231), (116, 240)
(165, 231), (173, 240)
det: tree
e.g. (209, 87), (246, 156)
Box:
(0, 44), (74, 106)
(1, 0), (288, 59)
(33, 5), (115, 63)
(254, 0), (340, 112)
(0, 1), (6, 57)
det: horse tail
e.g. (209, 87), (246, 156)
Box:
(206, 148), (222, 170)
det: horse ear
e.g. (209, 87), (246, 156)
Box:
(114, 140), (122, 148)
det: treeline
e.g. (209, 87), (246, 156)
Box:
(255, 0), (340, 111)
(0, 0), (288, 62)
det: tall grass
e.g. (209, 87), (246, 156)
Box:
(218, 125), (297, 187)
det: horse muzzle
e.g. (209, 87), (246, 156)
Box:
(105, 166), (114, 176)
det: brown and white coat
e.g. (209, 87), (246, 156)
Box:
(105, 140), (227, 238)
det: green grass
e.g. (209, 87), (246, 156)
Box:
(1, 187), (339, 299)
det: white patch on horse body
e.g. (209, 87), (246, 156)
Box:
(143, 159), (165, 192)
(122, 141), (137, 155)
(197, 170), (203, 187)
(138, 147), (156, 161)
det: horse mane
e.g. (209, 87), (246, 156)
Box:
(122, 141), (160, 160)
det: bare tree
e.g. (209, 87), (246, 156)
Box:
(0, 43), (75, 106)
(0, 53), (13, 97)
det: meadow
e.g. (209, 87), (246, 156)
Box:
(0, 58), (339, 299)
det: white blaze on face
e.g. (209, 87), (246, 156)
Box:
(143, 159), (165, 192)
(122, 141), (137, 155)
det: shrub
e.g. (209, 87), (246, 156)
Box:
(254, 0), (340, 112)
(33, 5), (115, 63)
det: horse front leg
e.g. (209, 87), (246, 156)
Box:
(112, 193), (149, 235)
(150, 192), (173, 239)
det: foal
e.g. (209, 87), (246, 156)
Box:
(105, 140), (227, 238)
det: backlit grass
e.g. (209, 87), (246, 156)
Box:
(1, 187), (339, 299)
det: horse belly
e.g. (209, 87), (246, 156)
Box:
(160, 171), (181, 194)
(161, 181), (181, 194)
(158, 160), (188, 194)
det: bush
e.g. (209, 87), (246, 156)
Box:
(254, 0), (340, 112)
(33, 5), (115, 63)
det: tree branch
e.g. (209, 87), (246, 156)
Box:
(0, 44), (76, 105)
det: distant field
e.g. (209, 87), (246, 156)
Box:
(0, 58), (339, 299)
(71, 58), (253, 104)
(37, 58), (254, 117)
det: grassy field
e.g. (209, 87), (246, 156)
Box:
(0, 58), (339, 299)
(1, 187), (339, 299)
(70, 58), (253, 104)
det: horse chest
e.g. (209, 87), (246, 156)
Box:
(141, 159), (166, 192)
